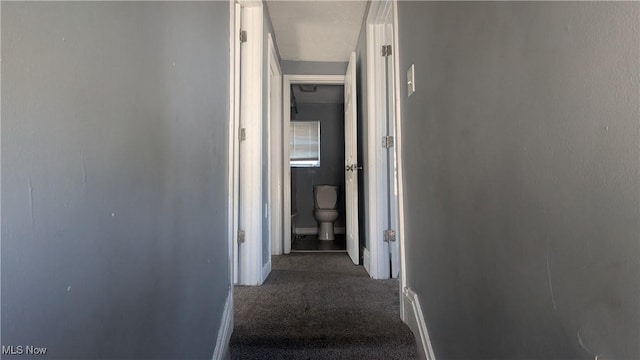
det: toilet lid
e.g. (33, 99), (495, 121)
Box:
(315, 185), (338, 209)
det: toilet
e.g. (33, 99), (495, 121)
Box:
(313, 185), (339, 240)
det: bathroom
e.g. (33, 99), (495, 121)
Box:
(290, 84), (346, 251)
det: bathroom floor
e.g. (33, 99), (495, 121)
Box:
(291, 234), (346, 251)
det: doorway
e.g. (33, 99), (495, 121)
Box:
(282, 58), (360, 265)
(231, 0), (404, 284)
(289, 84), (347, 252)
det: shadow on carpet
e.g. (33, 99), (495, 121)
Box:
(229, 253), (417, 359)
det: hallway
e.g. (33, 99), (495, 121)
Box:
(3, 2), (638, 359)
(229, 253), (417, 359)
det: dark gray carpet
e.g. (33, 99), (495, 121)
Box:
(292, 235), (346, 251)
(229, 253), (417, 360)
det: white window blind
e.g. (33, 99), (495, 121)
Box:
(290, 121), (320, 167)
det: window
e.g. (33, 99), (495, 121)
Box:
(290, 121), (320, 167)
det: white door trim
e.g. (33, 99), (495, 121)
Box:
(282, 74), (345, 254)
(234, 0), (264, 286)
(221, 3), (238, 357)
(366, 0), (410, 320)
(365, 0), (408, 313)
(229, 0), (240, 286)
(390, 0), (409, 312)
(365, 5), (385, 280)
(211, 288), (233, 360)
(365, 0), (398, 280)
(267, 34), (283, 256)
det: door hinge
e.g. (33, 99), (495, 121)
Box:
(238, 229), (246, 243)
(239, 128), (246, 141)
(240, 30), (248, 43)
(384, 229), (396, 242)
(382, 44), (392, 57)
(382, 135), (394, 148)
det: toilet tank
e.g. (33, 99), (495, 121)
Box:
(314, 185), (338, 209)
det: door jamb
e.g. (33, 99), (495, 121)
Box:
(365, 0), (408, 301)
(231, 0), (264, 286)
(390, 0), (409, 314)
(228, 0), (239, 294)
(267, 34), (283, 256)
(365, 2), (387, 280)
(366, 0), (399, 280)
(229, 0), (241, 287)
(282, 75), (345, 254)
(365, 0), (407, 316)
(366, 0), (409, 314)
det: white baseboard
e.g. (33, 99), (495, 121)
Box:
(363, 247), (371, 275)
(402, 287), (436, 360)
(212, 288), (233, 360)
(294, 227), (346, 235)
(261, 260), (271, 283)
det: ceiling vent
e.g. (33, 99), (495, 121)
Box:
(298, 84), (318, 93)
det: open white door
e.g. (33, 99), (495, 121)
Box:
(344, 52), (360, 265)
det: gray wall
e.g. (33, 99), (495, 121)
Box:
(398, 2), (639, 359)
(282, 61), (347, 75)
(2, 2), (230, 359)
(292, 103), (346, 230)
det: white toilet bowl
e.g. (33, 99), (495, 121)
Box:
(314, 209), (339, 240)
(313, 185), (339, 241)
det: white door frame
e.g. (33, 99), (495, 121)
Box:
(365, 0), (409, 314)
(365, 2), (388, 280)
(230, 0), (264, 286)
(365, 0), (392, 280)
(364, 0), (406, 285)
(282, 75), (345, 254)
(390, 0), (408, 304)
(267, 34), (283, 256)
(228, 0), (239, 300)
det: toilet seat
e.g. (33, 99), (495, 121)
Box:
(314, 209), (339, 221)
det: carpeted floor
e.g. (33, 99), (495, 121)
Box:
(229, 253), (417, 359)
(292, 234), (346, 251)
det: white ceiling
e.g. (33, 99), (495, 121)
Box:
(265, 1), (368, 62)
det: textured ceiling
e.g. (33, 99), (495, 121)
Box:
(266, 1), (368, 62)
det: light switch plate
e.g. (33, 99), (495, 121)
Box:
(407, 64), (415, 96)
